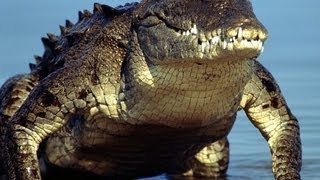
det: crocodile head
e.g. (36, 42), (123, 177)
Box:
(122, 0), (268, 127)
(132, 0), (268, 64)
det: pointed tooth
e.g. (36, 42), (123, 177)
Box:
(205, 31), (212, 40)
(217, 29), (222, 36)
(198, 44), (202, 52)
(191, 24), (198, 35)
(199, 52), (204, 59)
(223, 40), (227, 49)
(186, 30), (191, 36)
(237, 27), (243, 41)
(211, 36), (220, 45)
(261, 46), (265, 53)
(193, 38), (198, 48)
(258, 40), (263, 51)
(210, 39), (215, 45)
(206, 41), (210, 52)
(210, 39), (214, 45)
(212, 30), (217, 37)
(250, 41), (255, 47)
(199, 33), (206, 42)
(201, 42), (206, 53)
(182, 31), (186, 36)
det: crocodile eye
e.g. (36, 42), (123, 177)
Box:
(138, 15), (163, 27)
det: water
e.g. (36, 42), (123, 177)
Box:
(0, 1), (319, 179)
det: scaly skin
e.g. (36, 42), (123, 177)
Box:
(0, 75), (39, 179)
(241, 63), (301, 179)
(0, 1), (301, 179)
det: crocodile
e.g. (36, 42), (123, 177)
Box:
(0, 0), (301, 179)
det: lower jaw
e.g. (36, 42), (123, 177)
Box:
(199, 48), (262, 61)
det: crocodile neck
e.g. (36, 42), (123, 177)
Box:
(120, 59), (254, 128)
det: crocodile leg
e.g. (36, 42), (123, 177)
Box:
(240, 61), (301, 180)
(170, 138), (229, 179)
(1, 63), (106, 180)
(190, 138), (229, 177)
(0, 74), (38, 179)
(0, 74), (38, 118)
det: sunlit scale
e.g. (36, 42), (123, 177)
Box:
(179, 24), (265, 54)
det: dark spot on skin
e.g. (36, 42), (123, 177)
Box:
(36, 112), (46, 118)
(271, 97), (280, 108)
(41, 90), (61, 107)
(195, 62), (203, 65)
(262, 104), (270, 109)
(261, 78), (277, 93)
(78, 89), (89, 99)
(202, 73), (220, 81)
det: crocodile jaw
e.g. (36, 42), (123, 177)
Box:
(136, 22), (267, 65)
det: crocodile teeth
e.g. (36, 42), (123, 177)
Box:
(217, 29), (222, 36)
(258, 40), (263, 51)
(201, 42), (206, 53)
(190, 24), (198, 35)
(211, 36), (220, 45)
(237, 27), (243, 41)
(223, 40), (227, 49)
(180, 24), (265, 54)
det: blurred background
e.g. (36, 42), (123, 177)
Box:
(0, 1), (319, 179)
